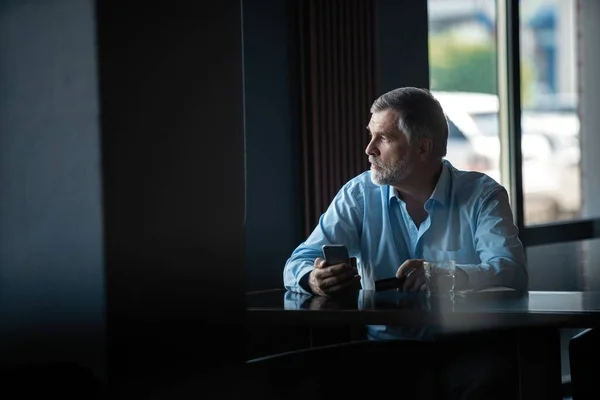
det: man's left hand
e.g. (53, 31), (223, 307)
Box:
(396, 259), (426, 292)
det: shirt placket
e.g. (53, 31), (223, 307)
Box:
(399, 201), (420, 259)
(415, 203), (434, 259)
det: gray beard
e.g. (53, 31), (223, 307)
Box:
(369, 160), (412, 186)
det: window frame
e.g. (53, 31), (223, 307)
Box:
(498, 0), (600, 248)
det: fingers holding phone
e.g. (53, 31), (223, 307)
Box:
(308, 255), (361, 296)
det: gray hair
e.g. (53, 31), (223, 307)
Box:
(370, 87), (448, 158)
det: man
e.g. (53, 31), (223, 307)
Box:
(284, 86), (528, 298)
(282, 87), (528, 399)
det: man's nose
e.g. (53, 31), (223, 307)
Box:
(365, 139), (378, 156)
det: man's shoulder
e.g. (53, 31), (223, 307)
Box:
(338, 171), (382, 200)
(344, 170), (379, 190)
(449, 164), (506, 198)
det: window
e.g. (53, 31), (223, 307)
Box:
(520, 0), (582, 225)
(428, 0), (500, 179)
(447, 117), (468, 141)
(429, 0), (600, 294)
(429, 0), (586, 227)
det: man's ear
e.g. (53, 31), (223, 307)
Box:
(418, 137), (434, 160)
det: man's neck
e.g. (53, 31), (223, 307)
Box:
(393, 162), (443, 205)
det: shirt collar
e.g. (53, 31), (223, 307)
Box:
(429, 160), (451, 208)
(388, 160), (452, 208)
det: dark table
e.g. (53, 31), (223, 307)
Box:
(247, 289), (600, 331)
(247, 289), (600, 399)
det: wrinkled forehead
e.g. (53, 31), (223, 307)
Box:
(368, 108), (401, 133)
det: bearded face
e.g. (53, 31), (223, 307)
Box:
(366, 109), (417, 186)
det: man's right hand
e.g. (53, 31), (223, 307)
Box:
(308, 257), (361, 296)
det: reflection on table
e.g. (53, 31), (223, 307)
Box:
(247, 289), (600, 331)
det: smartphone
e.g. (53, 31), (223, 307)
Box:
(322, 244), (350, 266)
(374, 269), (416, 292)
(375, 277), (406, 291)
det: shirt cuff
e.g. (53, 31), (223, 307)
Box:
(456, 262), (522, 291)
(455, 264), (488, 291)
(299, 270), (313, 294)
(291, 266), (314, 295)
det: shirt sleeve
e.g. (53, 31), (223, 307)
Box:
(458, 187), (529, 291)
(283, 181), (364, 294)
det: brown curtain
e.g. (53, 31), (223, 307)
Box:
(298, 0), (378, 237)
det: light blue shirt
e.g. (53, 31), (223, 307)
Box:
(283, 159), (528, 295)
